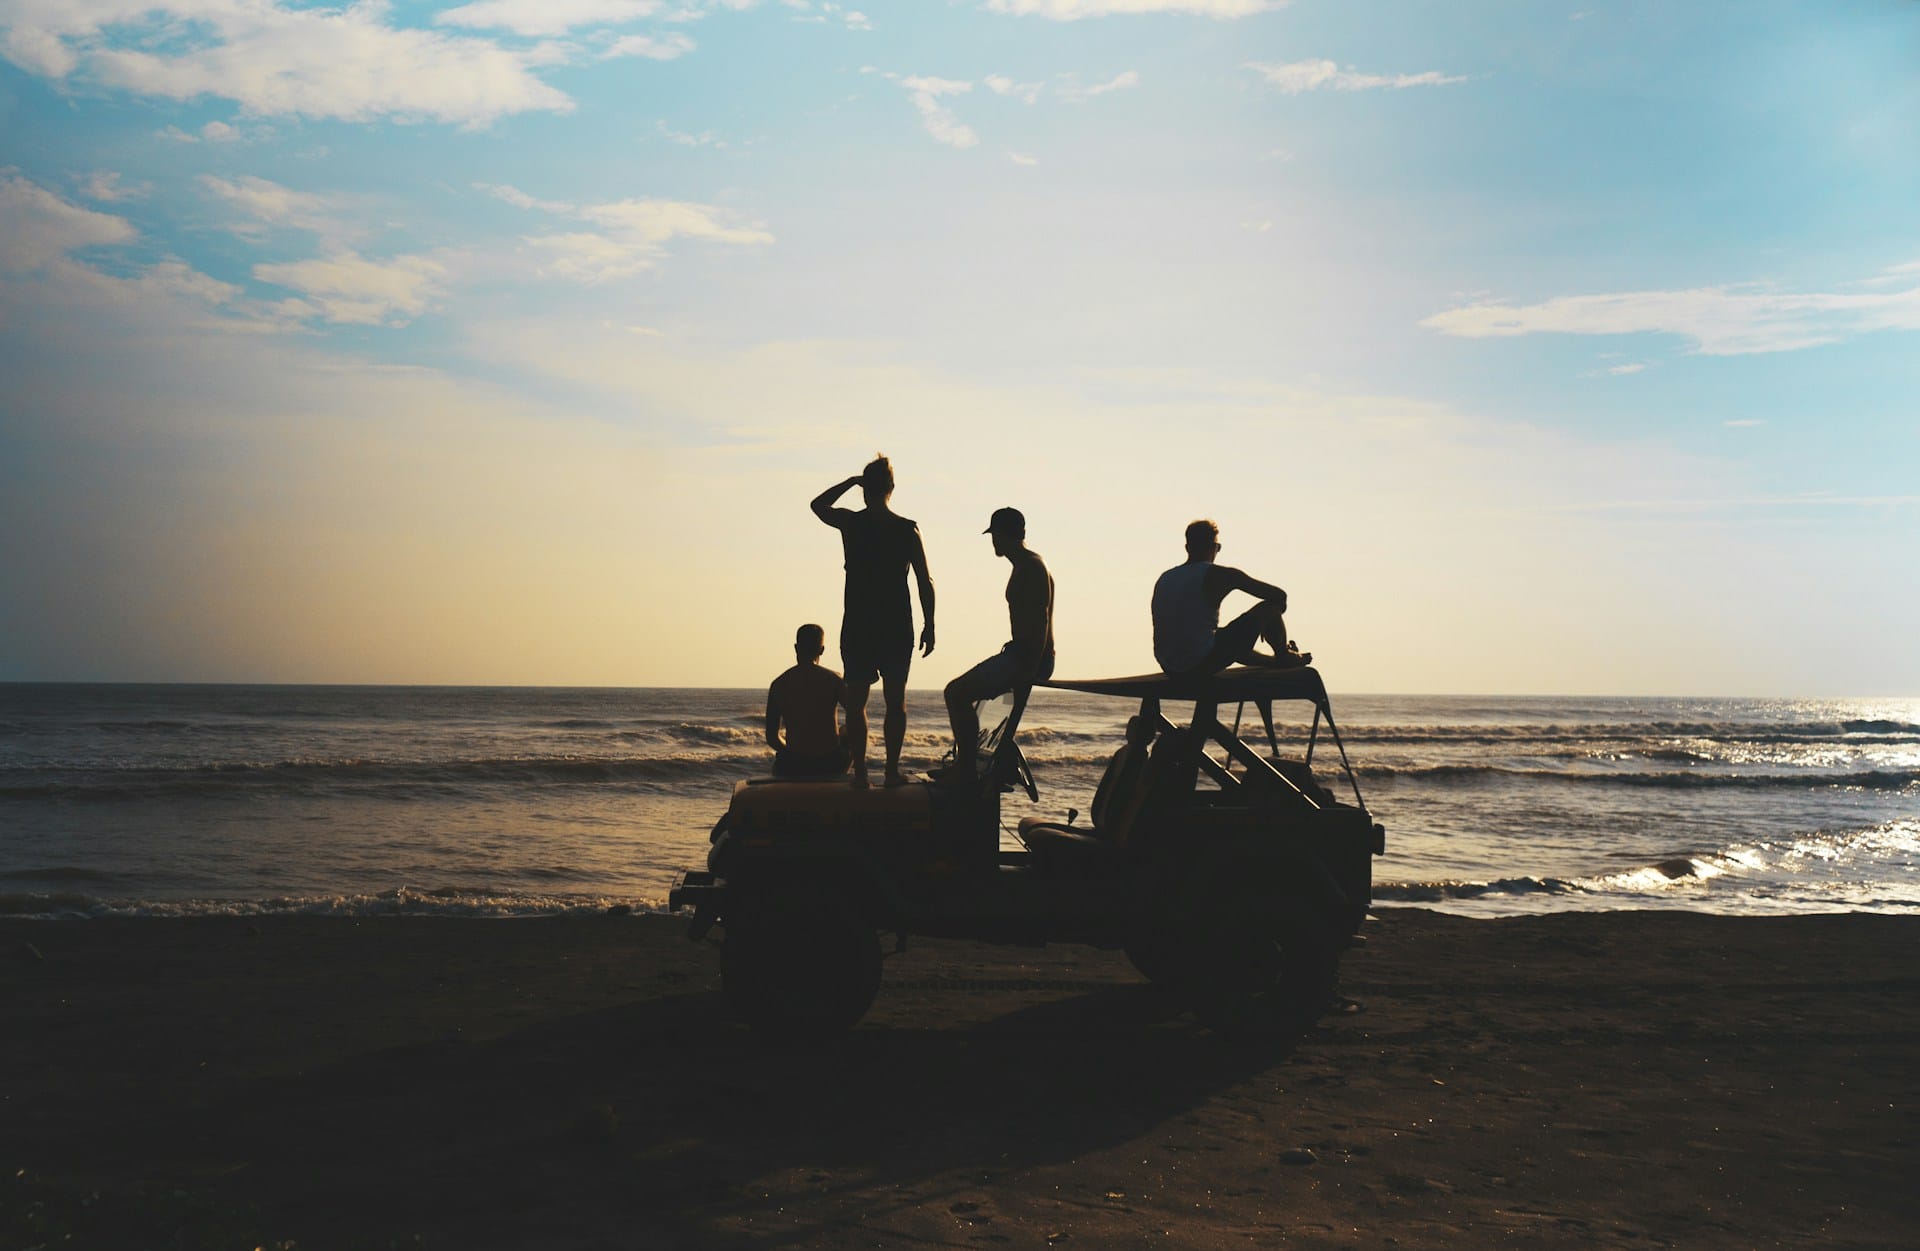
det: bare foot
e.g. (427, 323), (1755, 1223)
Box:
(850, 764), (871, 789)
(883, 769), (910, 789)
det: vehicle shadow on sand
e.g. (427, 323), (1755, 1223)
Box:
(206, 983), (1304, 1247)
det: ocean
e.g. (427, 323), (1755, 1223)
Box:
(3, 683), (1917, 919)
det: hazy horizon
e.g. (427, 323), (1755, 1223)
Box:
(2, 2), (1915, 696)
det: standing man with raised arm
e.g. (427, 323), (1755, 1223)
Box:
(811, 455), (936, 788)
(945, 507), (1054, 782)
(1152, 518), (1310, 676)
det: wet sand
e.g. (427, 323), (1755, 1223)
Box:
(5, 909), (1917, 1248)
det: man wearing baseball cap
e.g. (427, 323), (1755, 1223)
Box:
(943, 506), (1054, 782)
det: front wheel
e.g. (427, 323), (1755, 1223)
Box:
(1183, 876), (1339, 1035)
(722, 891), (882, 1040)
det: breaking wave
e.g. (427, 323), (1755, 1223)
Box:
(1361, 763), (1920, 791)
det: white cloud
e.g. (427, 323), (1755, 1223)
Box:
(437, 0), (662, 37)
(1008, 150), (1038, 166)
(895, 75), (978, 148)
(476, 182), (573, 214)
(77, 171), (150, 203)
(0, 173), (136, 273)
(1247, 59), (1466, 93)
(601, 31), (696, 58)
(483, 185), (774, 281)
(1423, 269), (1920, 356)
(200, 174), (337, 237)
(656, 120), (723, 147)
(1056, 69), (1139, 101)
(986, 0), (1282, 17)
(984, 73), (1043, 103)
(0, 174), (241, 317)
(4, 0), (572, 127)
(577, 199), (773, 246)
(252, 252), (448, 325)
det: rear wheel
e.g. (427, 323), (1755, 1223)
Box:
(721, 889), (882, 1040)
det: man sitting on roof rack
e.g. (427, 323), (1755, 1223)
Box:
(1151, 518), (1311, 677)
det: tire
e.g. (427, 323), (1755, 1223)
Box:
(1123, 936), (1179, 985)
(1181, 873), (1339, 1035)
(721, 890), (882, 1040)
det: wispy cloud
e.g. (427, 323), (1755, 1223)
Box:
(984, 74), (1043, 104)
(601, 31), (697, 59)
(253, 253), (448, 326)
(4, 1), (572, 127)
(1423, 267), (1920, 356)
(1247, 59), (1466, 93)
(0, 173), (136, 273)
(1008, 150), (1039, 166)
(480, 183), (774, 281)
(655, 121), (724, 147)
(437, 0), (664, 37)
(157, 119), (248, 144)
(782, 0), (873, 27)
(1056, 69), (1140, 102)
(0, 173), (239, 314)
(200, 175), (340, 239)
(77, 171), (150, 203)
(986, 0), (1283, 18)
(895, 75), (978, 149)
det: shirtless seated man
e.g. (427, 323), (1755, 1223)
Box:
(765, 624), (852, 779)
(1151, 518), (1310, 676)
(944, 507), (1055, 782)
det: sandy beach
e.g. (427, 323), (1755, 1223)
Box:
(6, 909), (1917, 1248)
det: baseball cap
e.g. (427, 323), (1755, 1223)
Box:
(983, 506), (1025, 536)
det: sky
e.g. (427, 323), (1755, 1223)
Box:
(1, 0), (1916, 695)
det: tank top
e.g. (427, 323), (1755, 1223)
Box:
(1152, 563), (1216, 673)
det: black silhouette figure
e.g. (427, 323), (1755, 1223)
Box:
(1152, 518), (1310, 676)
(811, 456), (936, 788)
(765, 624), (852, 779)
(944, 507), (1054, 781)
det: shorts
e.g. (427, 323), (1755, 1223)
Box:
(949, 645), (1055, 704)
(773, 746), (852, 780)
(842, 636), (912, 688)
(1174, 604), (1276, 676)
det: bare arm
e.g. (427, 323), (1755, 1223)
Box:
(909, 525), (936, 657)
(1212, 564), (1287, 611)
(810, 475), (861, 524)
(765, 685), (784, 752)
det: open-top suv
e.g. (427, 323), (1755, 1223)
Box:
(669, 666), (1385, 1036)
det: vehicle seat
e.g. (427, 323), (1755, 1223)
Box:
(1018, 716), (1156, 874)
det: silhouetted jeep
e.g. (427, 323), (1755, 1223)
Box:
(669, 666), (1384, 1036)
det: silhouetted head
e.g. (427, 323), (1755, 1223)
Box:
(1184, 518), (1221, 561)
(794, 623), (825, 662)
(861, 454), (894, 508)
(984, 506), (1025, 557)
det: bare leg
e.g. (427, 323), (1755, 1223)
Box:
(880, 672), (909, 787)
(1234, 601), (1311, 667)
(945, 679), (979, 779)
(844, 678), (873, 787)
